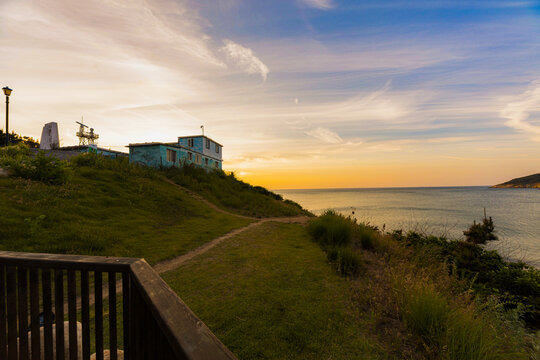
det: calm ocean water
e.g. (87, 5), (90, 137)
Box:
(276, 187), (540, 267)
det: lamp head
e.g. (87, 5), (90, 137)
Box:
(2, 87), (12, 97)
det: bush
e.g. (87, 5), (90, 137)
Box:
(398, 228), (540, 329)
(354, 224), (380, 250)
(464, 217), (497, 244)
(0, 146), (68, 184)
(326, 247), (362, 276)
(307, 210), (352, 247)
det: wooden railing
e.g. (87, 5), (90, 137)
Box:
(0, 251), (237, 360)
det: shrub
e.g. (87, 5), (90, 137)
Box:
(307, 210), (352, 247)
(326, 247), (362, 276)
(464, 217), (497, 245)
(398, 228), (540, 329)
(354, 225), (380, 250)
(1, 147), (68, 184)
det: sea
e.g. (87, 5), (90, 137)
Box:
(276, 186), (540, 267)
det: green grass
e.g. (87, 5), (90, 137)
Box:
(0, 162), (252, 264)
(163, 165), (310, 218)
(162, 222), (385, 360)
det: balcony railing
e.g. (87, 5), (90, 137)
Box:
(0, 251), (237, 360)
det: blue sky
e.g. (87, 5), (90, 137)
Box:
(1, 0), (540, 187)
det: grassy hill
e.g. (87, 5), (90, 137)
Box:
(493, 173), (540, 188)
(0, 145), (305, 263)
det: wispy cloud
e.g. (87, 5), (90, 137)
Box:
(221, 39), (269, 81)
(500, 81), (540, 140)
(305, 127), (343, 143)
(299, 0), (334, 10)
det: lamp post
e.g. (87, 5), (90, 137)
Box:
(2, 87), (12, 146)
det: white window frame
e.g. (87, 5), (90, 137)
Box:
(215, 145), (220, 154)
(166, 149), (177, 162)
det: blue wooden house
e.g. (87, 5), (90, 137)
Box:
(128, 135), (223, 170)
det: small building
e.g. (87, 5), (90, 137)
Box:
(60, 145), (128, 159)
(128, 135), (223, 170)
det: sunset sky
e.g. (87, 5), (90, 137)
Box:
(2, 0), (540, 189)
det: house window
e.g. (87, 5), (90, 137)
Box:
(188, 152), (193, 161)
(166, 149), (176, 162)
(214, 162), (219, 168)
(205, 158), (209, 166)
(188, 138), (194, 147)
(215, 145), (220, 154)
(196, 154), (201, 164)
(206, 139), (210, 149)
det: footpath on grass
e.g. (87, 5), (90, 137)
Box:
(81, 182), (310, 309)
(153, 177), (310, 273)
(154, 215), (309, 274)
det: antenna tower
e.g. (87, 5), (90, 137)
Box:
(76, 117), (99, 145)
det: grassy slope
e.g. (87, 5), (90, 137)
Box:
(163, 166), (310, 218)
(162, 222), (385, 360)
(0, 165), (252, 264)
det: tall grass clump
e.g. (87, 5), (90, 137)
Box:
(307, 210), (352, 247)
(444, 311), (506, 360)
(326, 246), (362, 276)
(401, 286), (449, 345)
(307, 211), (366, 277)
(398, 282), (527, 359)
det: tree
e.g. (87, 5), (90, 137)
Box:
(0, 130), (39, 148)
(463, 212), (497, 245)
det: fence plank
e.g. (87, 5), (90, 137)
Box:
(68, 270), (78, 360)
(54, 269), (64, 360)
(0, 265), (7, 360)
(42, 269), (53, 360)
(6, 266), (18, 360)
(18, 267), (29, 360)
(81, 271), (90, 360)
(29, 268), (41, 360)
(122, 273), (130, 360)
(95, 271), (103, 360)
(108, 272), (117, 360)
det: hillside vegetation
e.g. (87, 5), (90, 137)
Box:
(493, 173), (540, 188)
(163, 165), (310, 218)
(0, 145), (304, 263)
(2, 144), (539, 359)
(164, 212), (540, 359)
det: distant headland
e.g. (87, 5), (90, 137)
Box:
(492, 173), (540, 188)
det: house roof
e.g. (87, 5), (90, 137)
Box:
(127, 142), (189, 150)
(177, 135), (223, 147)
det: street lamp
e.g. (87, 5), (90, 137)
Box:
(3, 87), (12, 146)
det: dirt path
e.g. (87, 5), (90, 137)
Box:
(153, 215), (309, 274)
(68, 177), (310, 310)
(72, 215), (309, 312)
